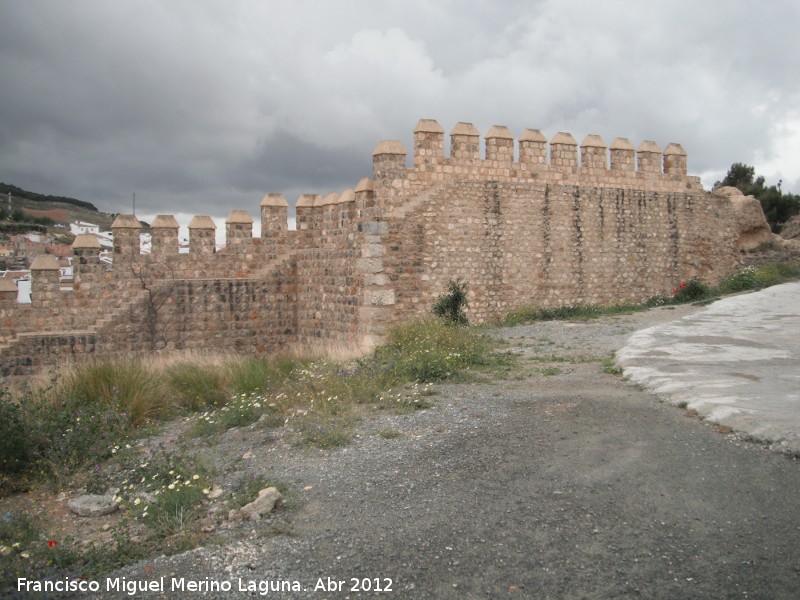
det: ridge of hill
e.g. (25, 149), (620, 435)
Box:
(0, 182), (97, 211)
(0, 183), (117, 232)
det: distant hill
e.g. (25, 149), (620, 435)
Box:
(0, 182), (98, 212)
(0, 182), (117, 232)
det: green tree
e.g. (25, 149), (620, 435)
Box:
(716, 163), (800, 233)
(719, 162), (756, 190)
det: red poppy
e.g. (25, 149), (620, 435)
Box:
(48, 540), (57, 548)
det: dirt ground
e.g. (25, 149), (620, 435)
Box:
(21, 302), (789, 600)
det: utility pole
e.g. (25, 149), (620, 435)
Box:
(132, 192), (136, 216)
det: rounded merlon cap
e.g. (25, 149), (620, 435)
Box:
(372, 140), (407, 156)
(111, 214), (142, 229)
(486, 125), (514, 139)
(637, 140), (662, 153)
(30, 254), (60, 271)
(520, 129), (547, 143)
(151, 215), (179, 229)
(72, 233), (101, 249)
(0, 277), (18, 292)
(664, 143), (687, 156)
(354, 177), (374, 193)
(610, 137), (635, 151)
(414, 119), (444, 134)
(188, 215), (217, 230)
(450, 122), (480, 136)
(260, 193), (288, 208)
(581, 134), (607, 148)
(551, 132), (578, 145)
(226, 210), (253, 224)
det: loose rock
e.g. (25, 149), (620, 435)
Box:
(67, 495), (119, 518)
(239, 487), (282, 521)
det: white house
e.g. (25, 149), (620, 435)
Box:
(70, 221), (100, 236)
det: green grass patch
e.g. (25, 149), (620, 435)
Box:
(501, 302), (646, 326)
(378, 427), (404, 439)
(602, 354), (624, 376)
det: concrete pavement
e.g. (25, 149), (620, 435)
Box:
(618, 282), (800, 453)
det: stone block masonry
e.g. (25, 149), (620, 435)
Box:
(0, 119), (741, 375)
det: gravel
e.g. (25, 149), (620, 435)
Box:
(63, 304), (800, 599)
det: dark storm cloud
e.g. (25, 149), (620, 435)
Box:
(1, 0), (798, 224)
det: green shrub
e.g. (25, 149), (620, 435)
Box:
(754, 261), (800, 287)
(23, 396), (131, 484)
(671, 278), (711, 303)
(432, 279), (469, 325)
(0, 394), (29, 480)
(718, 266), (760, 294)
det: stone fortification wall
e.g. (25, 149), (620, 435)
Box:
(0, 118), (742, 375)
(369, 120), (738, 323)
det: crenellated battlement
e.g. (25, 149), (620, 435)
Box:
(377, 119), (693, 195)
(1, 117), (741, 377)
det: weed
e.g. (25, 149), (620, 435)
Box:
(432, 279), (469, 325)
(541, 367), (562, 376)
(378, 428), (403, 439)
(165, 362), (228, 410)
(602, 355), (624, 376)
(501, 303), (645, 326)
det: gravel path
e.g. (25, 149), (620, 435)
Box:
(86, 304), (800, 599)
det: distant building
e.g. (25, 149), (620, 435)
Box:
(70, 221), (100, 236)
(1, 270), (31, 303)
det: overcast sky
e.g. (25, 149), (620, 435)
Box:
(1, 0), (799, 232)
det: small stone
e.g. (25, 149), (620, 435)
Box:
(239, 487), (282, 522)
(242, 451), (253, 460)
(67, 495), (119, 517)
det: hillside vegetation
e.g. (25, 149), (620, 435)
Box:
(0, 183), (116, 231)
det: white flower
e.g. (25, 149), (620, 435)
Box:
(133, 498), (141, 506)
(0, 546), (10, 556)
(192, 474), (200, 480)
(168, 483), (175, 490)
(20, 551), (30, 559)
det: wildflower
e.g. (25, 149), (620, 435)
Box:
(202, 488), (210, 495)
(168, 483), (175, 490)
(133, 498), (141, 506)
(0, 546), (10, 556)
(12, 543), (20, 549)
(192, 474), (200, 480)
(48, 540), (58, 549)
(20, 551), (30, 559)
